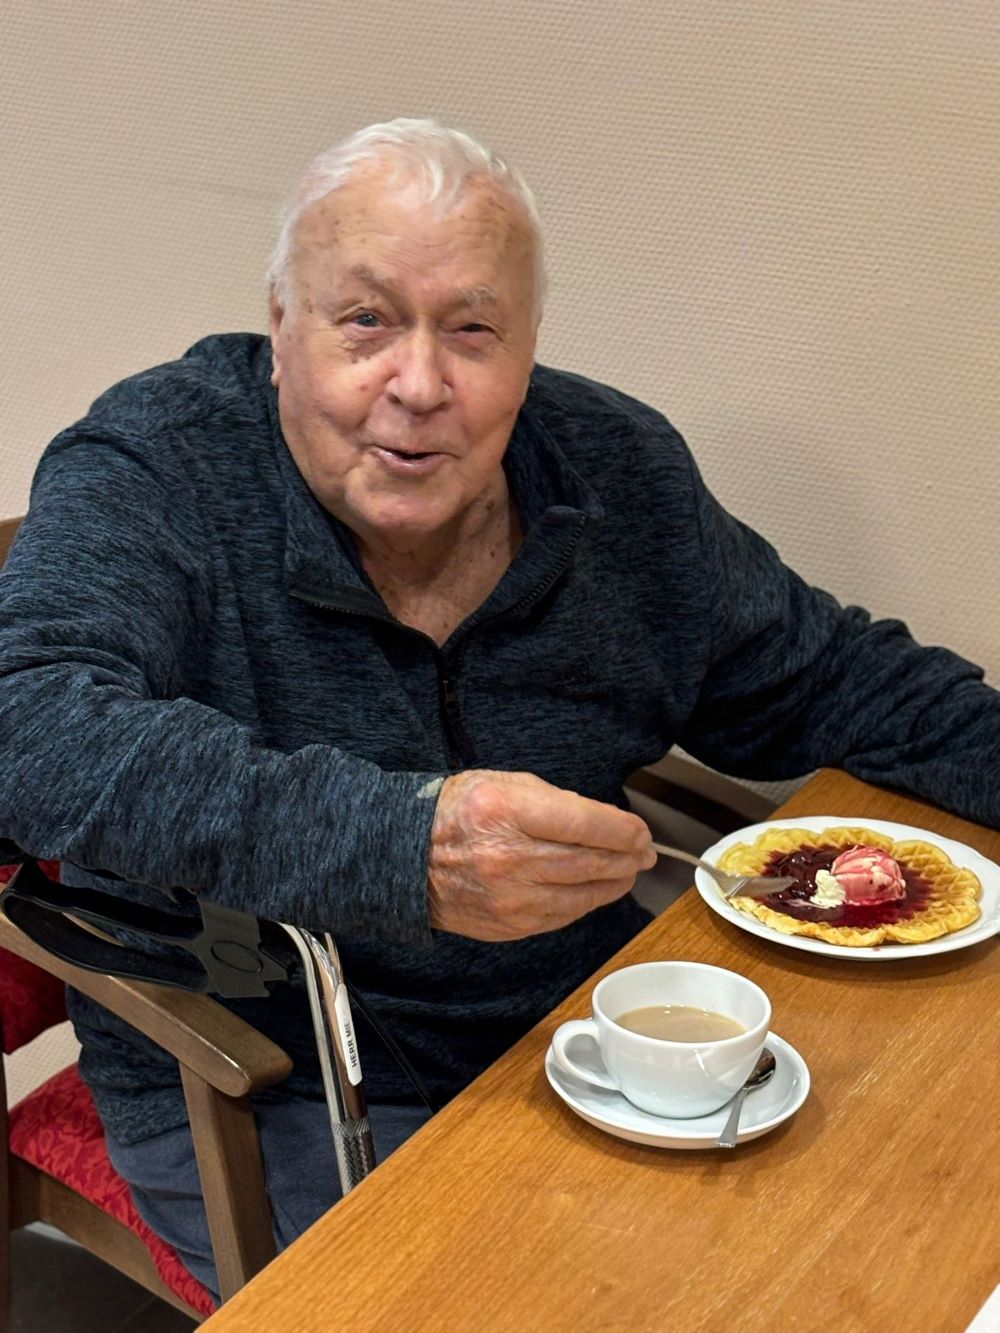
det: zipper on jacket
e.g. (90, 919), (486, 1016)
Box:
(291, 587), (475, 769)
(437, 669), (469, 769)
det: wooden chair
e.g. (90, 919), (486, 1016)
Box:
(0, 906), (291, 1324)
(626, 753), (775, 834)
(1, 514), (291, 1325)
(0, 519), (19, 568)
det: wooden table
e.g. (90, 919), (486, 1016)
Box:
(203, 771), (1000, 1332)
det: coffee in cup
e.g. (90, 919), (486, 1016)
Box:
(615, 1004), (746, 1042)
(551, 960), (770, 1118)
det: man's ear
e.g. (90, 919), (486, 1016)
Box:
(268, 293), (285, 387)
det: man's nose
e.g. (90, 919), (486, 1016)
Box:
(386, 329), (452, 413)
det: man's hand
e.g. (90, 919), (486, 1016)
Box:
(427, 770), (656, 941)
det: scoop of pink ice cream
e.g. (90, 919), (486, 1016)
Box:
(830, 845), (906, 905)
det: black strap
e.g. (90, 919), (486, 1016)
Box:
(2, 892), (209, 990)
(0, 860), (292, 999)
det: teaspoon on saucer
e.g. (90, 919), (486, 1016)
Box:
(716, 1047), (777, 1148)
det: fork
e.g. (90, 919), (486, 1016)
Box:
(651, 842), (796, 901)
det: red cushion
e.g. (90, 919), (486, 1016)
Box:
(0, 863), (69, 1053)
(9, 1064), (216, 1317)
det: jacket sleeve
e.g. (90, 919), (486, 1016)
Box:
(676, 457), (1000, 828)
(0, 429), (442, 942)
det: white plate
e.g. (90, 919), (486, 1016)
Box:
(696, 815), (1000, 961)
(546, 1031), (808, 1149)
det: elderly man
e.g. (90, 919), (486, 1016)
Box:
(1, 118), (998, 1299)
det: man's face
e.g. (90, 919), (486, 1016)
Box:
(269, 164), (539, 547)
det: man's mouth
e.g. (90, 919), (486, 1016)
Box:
(370, 443), (449, 472)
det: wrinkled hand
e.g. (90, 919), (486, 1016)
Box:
(427, 770), (656, 941)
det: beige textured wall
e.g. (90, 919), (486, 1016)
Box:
(3, 0), (998, 688)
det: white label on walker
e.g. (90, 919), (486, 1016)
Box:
(334, 983), (362, 1085)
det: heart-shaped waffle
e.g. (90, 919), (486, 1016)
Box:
(716, 825), (981, 947)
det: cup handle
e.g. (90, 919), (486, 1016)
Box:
(551, 1019), (618, 1091)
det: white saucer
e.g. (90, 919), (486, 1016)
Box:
(545, 1031), (809, 1150)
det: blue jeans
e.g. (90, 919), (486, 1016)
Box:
(105, 1097), (433, 1304)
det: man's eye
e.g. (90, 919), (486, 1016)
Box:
(350, 312), (383, 329)
(458, 323), (491, 335)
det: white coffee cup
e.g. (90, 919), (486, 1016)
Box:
(551, 960), (770, 1118)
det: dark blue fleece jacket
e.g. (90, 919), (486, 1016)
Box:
(1, 334), (997, 1143)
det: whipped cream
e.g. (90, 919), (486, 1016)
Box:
(809, 868), (847, 908)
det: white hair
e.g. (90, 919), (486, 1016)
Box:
(266, 117), (546, 319)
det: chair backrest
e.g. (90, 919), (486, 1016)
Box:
(0, 515), (23, 567)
